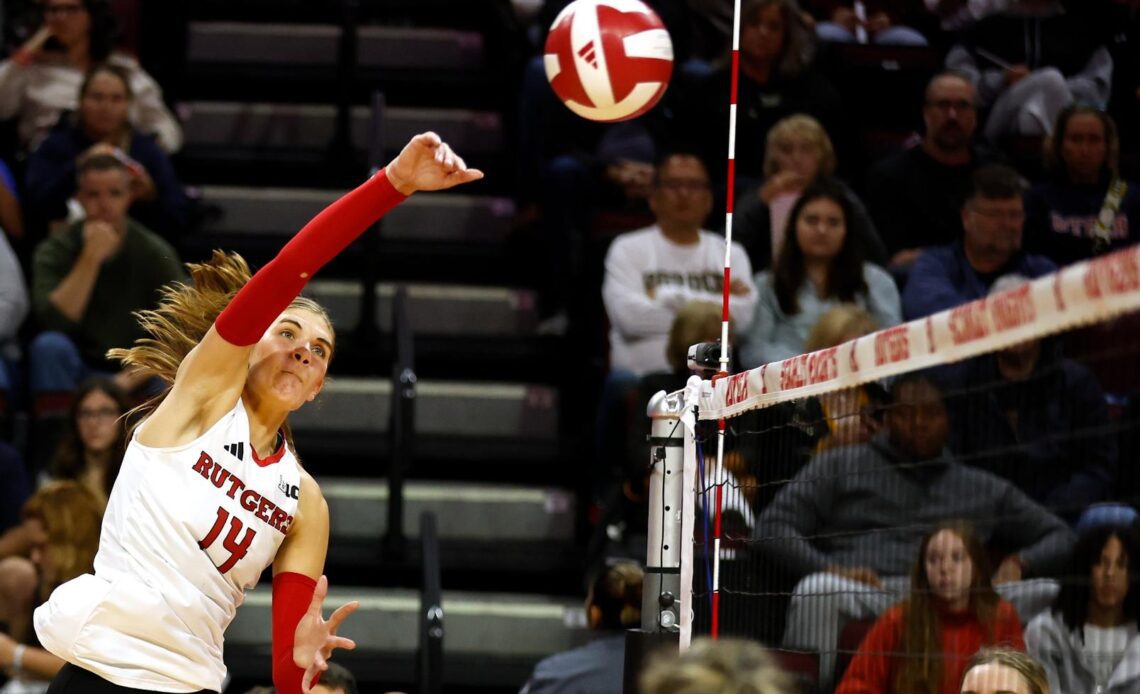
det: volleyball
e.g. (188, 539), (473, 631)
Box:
(543, 0), (674, 122)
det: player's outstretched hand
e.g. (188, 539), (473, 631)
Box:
(294, 575), (359, 693)
(385, 131), (484, 196)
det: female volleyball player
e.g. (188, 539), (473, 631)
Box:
(33, 132), (482, 694)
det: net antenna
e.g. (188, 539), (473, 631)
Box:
(705, 0), (746, 644)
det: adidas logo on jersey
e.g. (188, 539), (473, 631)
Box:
(223, 442), (245, 461)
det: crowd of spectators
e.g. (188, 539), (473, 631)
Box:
(0, 0), (1136, 692)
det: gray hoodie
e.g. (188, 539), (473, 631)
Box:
(756, 432), (1075, 578)
(1026, 611), (1140, 694)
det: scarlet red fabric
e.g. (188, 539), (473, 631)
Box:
(272, 571), (319, 694)
(835, 600), (1025, 694)
(216, 169), (406, 346)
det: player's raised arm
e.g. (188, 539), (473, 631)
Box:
(137, 133), (482, 448)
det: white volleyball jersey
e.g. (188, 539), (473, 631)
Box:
(35, 399), (302, 693)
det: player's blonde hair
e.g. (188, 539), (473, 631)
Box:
(109, 250), (333, 450)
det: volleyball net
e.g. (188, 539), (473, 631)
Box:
(643, 245), (1140, 690)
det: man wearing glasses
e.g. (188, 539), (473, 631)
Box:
(865, 71), (1003, 276)
(901, 163), (1055, 320)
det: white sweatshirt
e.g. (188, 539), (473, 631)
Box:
(602, 225), (756, 375)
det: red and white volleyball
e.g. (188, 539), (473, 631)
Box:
(543, 0), (674, 122)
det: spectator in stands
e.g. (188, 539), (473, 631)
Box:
(312, 662), (358, 694)
(959, 648), (1050, 694)
(602, 152), (757, 377)
(679, 0), (845, 190)
(29, 153), (183, 461)
(733, 114), (887, 270)
(0, 482), (103, 687)
(945, 0), (1113, 143)
(0, 0), (182, 155)
(837, 521), (1025, 694)
(0, 227), (29, 416)
(805, 304), (887, 450)
(740, 179), (900, 368)
(759, 371), (1074, 689)
(44, 377), (126, 506)
(640, 637), (795, 694)
(1025, 105), (1139, 267)
(810, 0), (930, 45)
(520, 561), (643, 694)
(951, 275), (1115, 522)
(1026, 524), (1140, 693)
(0, 160), (25, 242)
(25, 62), (191, 242)
(902, 164), (1055, 319)
(925, 0), (1013, 31)
(864, 71), (1002, 273)
(0, 441), (31, 530)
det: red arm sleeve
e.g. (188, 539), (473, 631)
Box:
(835, 607), (903, 694)
(215, 169), (406, 346)
(272, 572), (318, 694)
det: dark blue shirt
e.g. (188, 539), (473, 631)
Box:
(520, 634), (625, 694)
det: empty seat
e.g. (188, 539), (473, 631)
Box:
(289, 378), (558, 440)
(322, 478), (574, 543)
(187, 22), (483, 71)
(196, 185), (515, 242)
(181, 101), (502, 155)
(303, 280), (537, 337)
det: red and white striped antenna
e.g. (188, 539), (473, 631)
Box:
(710, 0), (744, 641)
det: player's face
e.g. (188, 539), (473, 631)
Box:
(960, 663), (1032, 694)
(925, 529), (974, 610)
(76, 388), (122, 455)
(77, 167), (131, 228)
(247, 309), (334, 411)
(1091, 534), (1130, 613)
(1061, 113), (1108, 183)
(793, 196), (846, 264)
(650, 155), (713, 230)
(924, 76), (977, 151)
(80, 71), (131, 139)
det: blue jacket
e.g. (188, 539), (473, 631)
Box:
(949, 348), (1115, 520)
(902, 241), (1056, 320)
(25, 122), (190, 242)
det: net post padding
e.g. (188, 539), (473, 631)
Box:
(643, 389), (691, 646)
(698, 245), (1140, 420)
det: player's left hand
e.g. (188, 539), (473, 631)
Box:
(385, 131), (484, 196)
(293, 575), (359, 693)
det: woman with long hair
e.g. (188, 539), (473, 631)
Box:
(30, 132), (481, 694)
(1025, 525), (1140, 693)
(837, 522), (1025, 694)
(1025, 105), (1140, 267)
(960, 648), (1050, 694)
(740, 179), (900, 368)
(46, 377), (128, 505)
(0, 482), (105, 689)
(0, 0), (181, 154)
(733, 114), (886, 270)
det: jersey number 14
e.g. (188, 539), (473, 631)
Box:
(198, 506), (257, 573)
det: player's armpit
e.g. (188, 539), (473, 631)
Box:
(273, 472), (329, 580)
